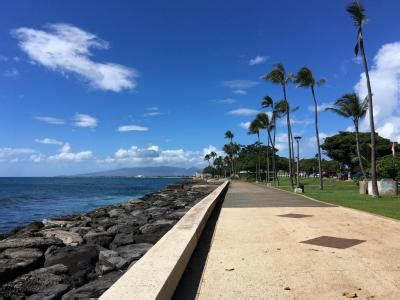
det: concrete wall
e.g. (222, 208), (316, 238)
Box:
(100, 180), (229, 300)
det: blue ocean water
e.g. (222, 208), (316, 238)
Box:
(0, 177), (179, 233)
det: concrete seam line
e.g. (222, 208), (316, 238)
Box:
(100, 180), (230, 300)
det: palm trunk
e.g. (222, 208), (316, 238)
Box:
(282, 83), (294, 188)
(267, 129), (276, 184)
(360, 38), (379, 197)
(272, 115), (279, 185)
(354, 121), (366, 179)
(311, 86), (324, 190)
(266, 133), (270, 183)
(257, 133), (261, 182)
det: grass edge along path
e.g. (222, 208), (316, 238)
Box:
(254, 178), (400, 220)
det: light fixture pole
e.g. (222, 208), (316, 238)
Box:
(294, 136), (302, 188)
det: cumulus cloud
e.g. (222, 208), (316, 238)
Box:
(73, 113), (98, 128)
(239, 121), (251, 130)
(117, 125), (148, 132)
(249, 55), (268, 66)
(13, 23), (137, 92)
(214, 98), (237, 104)
(35, 138), (63, 145)
(222, 80), (259, 90)
(354, 42), (400, 142)
(228, 108), (260, 116)
(103, 145), (199, 166)
(49, 143), (93, 162)
(35, 116), (65, 125)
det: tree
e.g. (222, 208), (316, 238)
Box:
(321, 131), (392, 171)
(224, 130), (234, 144)
(347, 0), (378, 196)
(294, 67), (325, 190)
(256, 112), (276, 183)
(248, 118), (262, 182)
(326, 93), (368, 178)
(204, 154), (211, 167)
(263, 64), (294, 188)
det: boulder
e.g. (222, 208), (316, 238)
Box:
(145, 207), (168, 219)
(69, 226), (92, 236)
(0, 264), (69, 299)
(0, 237), (63, 250)
(41, 229), (83, 246)
(109, 233), (135, 249)
(6, 221), (44, 238)
(83, 231), (113, 247)
(27, 284), (70, 300)
(115, 243), (153, 263)
(139, 219), (175, 235)
(61, 271), (123, 300)
(0, 248), (43, 284)
(108, 208), (125, 218)
(153, 200), (170, 207)
(95, 250), (128, 274)
(166, 209), (189, 220)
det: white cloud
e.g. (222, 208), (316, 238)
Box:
(308, 101), (333, 112)
(228, 108), (260, 116)
(35, 138), (63, 145)
(222, 80), (259, 90)
(233, 89), (246, 95)
(3, 68), (19, 78)
(143, 107), (161, 117)
(35, 116), (65, 125)
(73, 113), (98, 128)
(117, 124), (149, 132)
(354, 41), (400, 142)
(249, 55), (268, 66)
(240, 121), (251, 130)
(0, 147), (36, 158)
(214, 98), (237, 104)
(49, 143), (93, 162)
(13, 23), (137, 92)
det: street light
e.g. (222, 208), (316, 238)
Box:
(294, 136), (302, 188)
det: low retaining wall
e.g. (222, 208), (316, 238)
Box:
(100, 180), (230, 300)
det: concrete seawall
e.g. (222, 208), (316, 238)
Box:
(100, 180), (229, 300)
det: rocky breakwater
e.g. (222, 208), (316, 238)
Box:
(0, 180), (219, 299)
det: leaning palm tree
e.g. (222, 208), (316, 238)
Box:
(263, 64), (294, 188)
(224, 130), (234, 144)
(294, 67), (325, 190)
(248, 119), (262, 182)
(347, 0), (378, 197)
(326, 93), (368, 178)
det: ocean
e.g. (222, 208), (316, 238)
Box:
(0, 177), (179, 234)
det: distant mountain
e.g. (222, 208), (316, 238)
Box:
(74, 166), (200, 177)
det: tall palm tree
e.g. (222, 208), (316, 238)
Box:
(256, 112), (276, 183)
(263, 63), (294, 188)
(326, 93), (368, 178)
(224, 130), (234, 144)
(347, 0), (378, 197)
(294, 67), (325, 190)
(210, 151), (217, 177)
(248, 119), (262, 182)
(204, 154), (211, 168)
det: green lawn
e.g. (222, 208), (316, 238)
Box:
(256, 177), (400, 220)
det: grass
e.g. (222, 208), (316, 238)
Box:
(256, 177), (400, 220)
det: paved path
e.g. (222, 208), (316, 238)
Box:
(196, 181), (400, 299)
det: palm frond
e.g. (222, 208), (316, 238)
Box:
(317, 78), (326, 87)
(262, 63), (285, 84)
(346, 1), (366, 28)
(261, 96), (273, 108)
(293, 67), (314, 88)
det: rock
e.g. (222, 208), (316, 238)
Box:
(84, 231), (113, 247)
(0, 264), (69, 298)
(41, 229), (83, 246)
(109, 233), (135, 249)
(61, 271), (123, 300)
(343, 291), (358, 298)
(108, 208), (125, 218)
(153, 200), (170, 207)
(166, 209), (189, 220)
(144, 207), (168, 219)
(27, 284), (70, 300)
(6, 221), (44, 238)
(45, 245), (99, 286)
(115, 243), (153, 263)
(42, 219), (70, 227)
(0, 237), (63, 250)
(0, 248), (43, 284)
(69, 226), (92, 236)
(139, 219), (175, 235)
(96, 250), (128, 274)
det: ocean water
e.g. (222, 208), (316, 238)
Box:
(0, 177), (179, 234)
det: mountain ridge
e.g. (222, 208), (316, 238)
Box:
(73, 166), (200, 177)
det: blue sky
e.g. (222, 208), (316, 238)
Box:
(1, 0), (400, 176)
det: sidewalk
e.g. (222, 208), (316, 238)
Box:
(196, 181), (400, 299)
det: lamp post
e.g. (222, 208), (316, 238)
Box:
(294, 136), (302, 188)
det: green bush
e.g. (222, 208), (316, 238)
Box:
(377, 155), (400, 180)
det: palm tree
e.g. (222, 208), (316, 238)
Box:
(326, 93), (368, 178)
(248, 119), (262, 182)
(263, 63), (294, 188)
(256, 112), (276, 183)
(224, 130), (234, 144)
(294, 67), (325, 190)
(347, 0), (378, 197)
(210, 151), (217, 177)
(204, 154), (211, 167)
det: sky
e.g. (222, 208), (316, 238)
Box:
(0, 0), (400, 176)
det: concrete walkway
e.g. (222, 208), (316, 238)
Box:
(196, 181), (400, 299)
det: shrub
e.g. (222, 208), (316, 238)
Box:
(376, 155), (400, 181)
